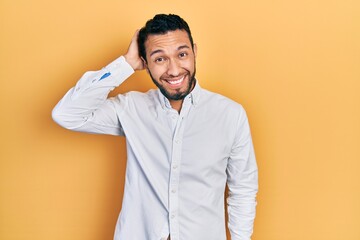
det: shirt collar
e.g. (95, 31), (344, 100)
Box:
(158, 79), (202, 110)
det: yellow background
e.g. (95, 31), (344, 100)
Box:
(1, 0), (359, 239)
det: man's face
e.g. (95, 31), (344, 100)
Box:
(143, 30), (197, 101)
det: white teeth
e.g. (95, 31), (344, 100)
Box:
(168, 76), (184, 85)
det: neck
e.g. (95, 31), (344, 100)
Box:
(170, 99), (184, 113)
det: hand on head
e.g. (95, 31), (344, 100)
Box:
(124, 30), (145, 71)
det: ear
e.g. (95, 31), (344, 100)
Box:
(141, 56), (149, 74)
(193, 43), (198, 58)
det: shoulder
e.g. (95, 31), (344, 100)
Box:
(116, 89), (158, 101)
(200, 88), (246, 116)
(114, 89), (159, 110)
(196, 88), (250, 143)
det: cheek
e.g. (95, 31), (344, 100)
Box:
(148, 65), (164, 79)
(182, 58), (196, 71)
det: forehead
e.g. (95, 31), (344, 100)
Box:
(145, 30), (192, 55)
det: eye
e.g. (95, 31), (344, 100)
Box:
(155, 57), (164, 63)
(179, 52), (188, 58)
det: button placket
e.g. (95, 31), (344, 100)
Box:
(168, 116), (186, 240)
(167, 98), (192, 240)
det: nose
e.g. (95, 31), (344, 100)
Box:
(166, 59), (180, 77)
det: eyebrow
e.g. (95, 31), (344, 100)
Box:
(149, 45), (191, 57)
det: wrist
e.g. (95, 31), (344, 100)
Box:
(124, 54), (136, 70)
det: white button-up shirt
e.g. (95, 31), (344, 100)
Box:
(52, 56), (258, 240)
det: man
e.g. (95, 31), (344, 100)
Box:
(52, 14), (258, 240)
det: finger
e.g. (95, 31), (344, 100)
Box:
(132, 29), (140, 42)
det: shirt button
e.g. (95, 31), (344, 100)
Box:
(173, 165), (178, 169)
(171, 214), (175, 219)
(175, 139), (180, 144)
(171, 189), (176, 193)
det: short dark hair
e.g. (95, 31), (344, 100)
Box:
(138, 14), (194, 62)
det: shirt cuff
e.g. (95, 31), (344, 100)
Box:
(105, 56), (134, 75)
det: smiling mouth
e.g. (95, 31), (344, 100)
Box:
(165, 75), (185, 86)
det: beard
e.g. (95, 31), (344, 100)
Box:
(148, 68), (196, 101)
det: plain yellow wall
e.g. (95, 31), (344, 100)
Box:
(1, 0), (360, 239)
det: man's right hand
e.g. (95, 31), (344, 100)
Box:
(124, 30), (145, 71)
